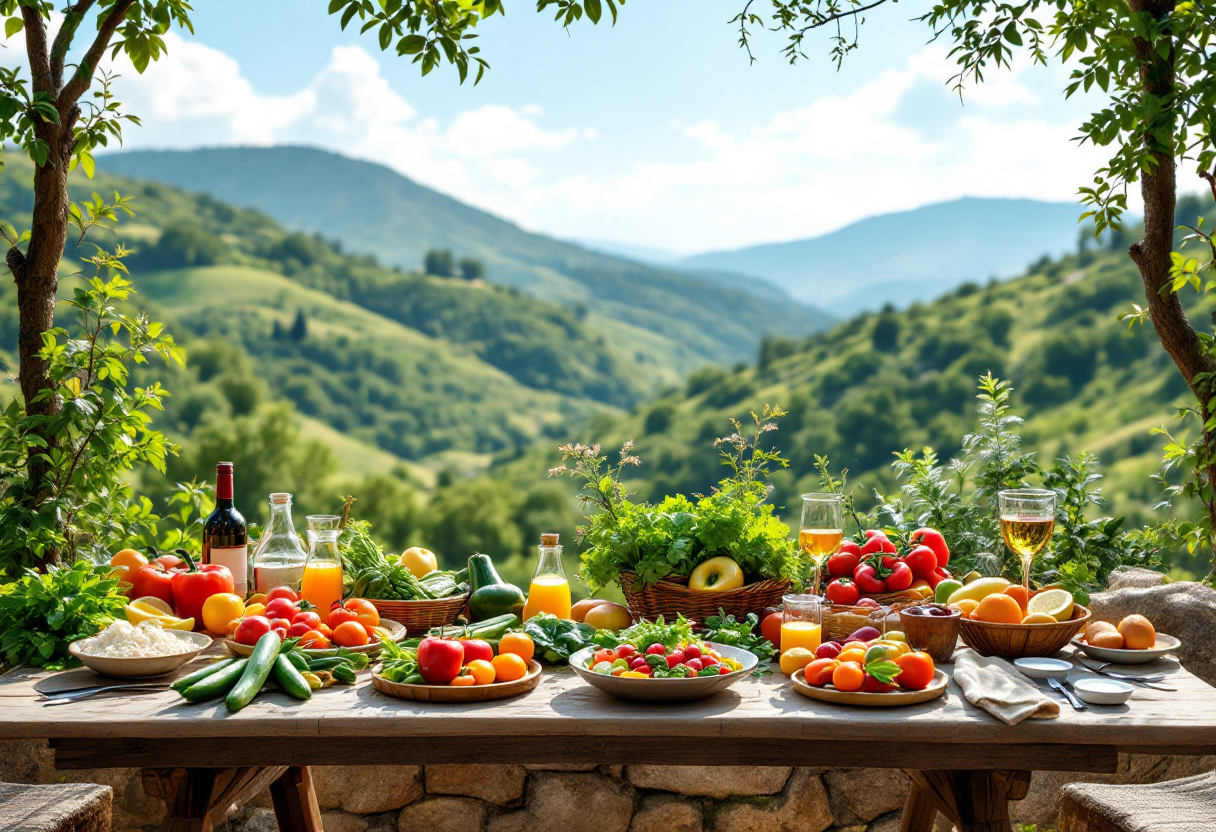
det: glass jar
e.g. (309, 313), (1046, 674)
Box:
(780, 593), (823, 655)
(250, 493), (307, 594)
(303, 514), (345, 624)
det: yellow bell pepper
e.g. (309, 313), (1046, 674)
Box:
(620, 670), (650, 678)
(689, 557), (745, 592)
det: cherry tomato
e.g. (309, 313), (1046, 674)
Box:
(910, 527), (950, 567)
(825, 577), (860, 606)
(267, 586), (299, 603)
(615, 644), (636, 660)
(666, 649), (685, 668)
(685, 658), (703, 672)
(645, 643), (666, 656)
(701, 654), (719, 667)
(684, 644), (702, 661)
(264, 597), (298, 621)
(717, 665), (731, 676)
(629, 657), (649, 671)
(593, 648), (616, 666)
(292, 611), (322, 629)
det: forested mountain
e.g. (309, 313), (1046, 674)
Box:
(97, 146), (834, 377)
(682, 197), (1085, 314)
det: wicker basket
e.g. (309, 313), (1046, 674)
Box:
(619, 571), (790, 623)
(370, 594), (469, 634)
(959, 604), (1090, 658)
(822, 596), (920, 640)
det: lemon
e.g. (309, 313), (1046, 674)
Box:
(131, 596), (174, 615)
(1020, 613), (1059, 625)
(779, 647), (815, 676)
(124, 602), (195, 630)
(946, 577), (1010, 606)
(1027, 589), (1075, 622)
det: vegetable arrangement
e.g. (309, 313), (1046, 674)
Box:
(551, 408), (799, 593)
(698, 610), (777, 668)
(521, 613), (596, 664)
(340, 521), (468, 601)
(375, 627), (536, 687)
(823, 527), (953, 604)
(584, 616), (743, 678)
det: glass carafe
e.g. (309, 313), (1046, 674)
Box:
(522, 533), (571, 620)
(303, 515), (345, 624)
(250, 493), (307, 595)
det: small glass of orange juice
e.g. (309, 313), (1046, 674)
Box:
(780, 594), (822, 655)
(302, 515), (344, 624)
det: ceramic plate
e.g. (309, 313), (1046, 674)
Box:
(68, 630), (212, 679)
(371, 660), (542, 702)
(1071, 633), (1180, 665)
(569, 643), (759, 703)
(1014, 657), (1072, 682)
(225, 618), (407, 657)
(790, 668), (948, 707)
(1073, 677), (1134, 705)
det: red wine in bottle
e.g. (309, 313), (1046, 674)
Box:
(203, 461), (248, 598)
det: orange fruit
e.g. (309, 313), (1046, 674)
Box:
(109, 548), (148, 586)
(1003, 585), (1030, 614)
(498, 632), (535, 663)
(449, 674), (477, 686)
(332, 620), (370, 648)
(895, 651), (935, 690)
(837, 647), (867, 665)
(831, 661), (865, 692)
(465, 659), (496, 685)
(491, 653), (529, 683)
(975, 593), (1024, 624)
(1090, 631), (1125, 649)
(1118, 614), (1156, 650)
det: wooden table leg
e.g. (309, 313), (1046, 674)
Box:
(142, 766), (287, 832)
(906, 769), (1031, 832)
(900, 779), (940, 832)
(269, 766), (323, 832)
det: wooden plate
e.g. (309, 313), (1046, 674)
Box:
(225, 618), (407, 657)
(790, 668), (948, 707)
(371, 660), (543, 702)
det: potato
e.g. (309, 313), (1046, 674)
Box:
(583, 602), (633, 632)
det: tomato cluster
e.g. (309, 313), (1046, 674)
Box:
(233, 587), (381, 649)
(588, 643), (737, 678)
(824, 527), (952, 605)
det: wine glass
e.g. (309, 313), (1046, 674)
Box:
(800, 493), (844, 598)
(997, 489), (1056, 596)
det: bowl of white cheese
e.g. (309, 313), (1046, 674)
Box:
(69, 620), (212, 678)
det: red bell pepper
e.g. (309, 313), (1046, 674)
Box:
(170, 550), (234, 622)
(131, 563), (177, 608)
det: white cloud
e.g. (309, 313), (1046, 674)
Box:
(103, 33), (1109, 254)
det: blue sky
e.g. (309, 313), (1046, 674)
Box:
(95, 0), (1119, 252)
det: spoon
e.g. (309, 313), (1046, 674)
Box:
(1048, 676), (1086, 711)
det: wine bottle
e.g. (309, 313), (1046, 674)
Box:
(203, 461), (248, 598)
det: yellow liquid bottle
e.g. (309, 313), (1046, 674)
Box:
(780, 620), (822, 655)
(522, 533), (572, 620)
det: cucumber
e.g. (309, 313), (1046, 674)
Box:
(430, 613), (517, 639)
(285, 651), (310, 673)
(181, 659), (249, 702)
(171, 658), (236, 693)
(274, 654), (313, 701)
(331, 664), (358, 684)
(225, 632), (281, 712)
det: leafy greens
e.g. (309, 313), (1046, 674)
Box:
(522, 613), (597, 664)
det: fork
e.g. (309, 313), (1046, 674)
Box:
(1048, 676), (1087, 711)
(40, 684), (171, 705)
(1072, 660), (1174, 690)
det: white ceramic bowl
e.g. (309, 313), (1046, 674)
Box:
(1073, 677), (1134, 705)
(69, 630), (212, 679)
(1072, 633), (1180, 665)
(1014, 657), (1072, 682)
(569, 642), (758, 702)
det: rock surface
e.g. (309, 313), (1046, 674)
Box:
(424, 765), (526, 806)
(487, 773), (634, 832)
(1106, 567), (1167, 591)
(398, 797), (487, 832)
(626, 766), (792, 798)
(824, 768), (909, 823)
(629, 794), (703, 832)
(322, 810), (370, 832)
(1089, 581), (1216, 683)
(313, 766), (424, 814)
(712, 768), (832, 832)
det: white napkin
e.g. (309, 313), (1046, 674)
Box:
(953, 650), (1060, 725)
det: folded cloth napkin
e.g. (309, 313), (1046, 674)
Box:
(953, 650), (1060, 725)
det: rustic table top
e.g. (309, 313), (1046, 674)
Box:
(4, 648), (1214, 772)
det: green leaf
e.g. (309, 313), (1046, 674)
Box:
(5, 17), (23, 38)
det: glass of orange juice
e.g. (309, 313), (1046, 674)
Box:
(302, 515), (344, 624)
(780, 594), (822, 656)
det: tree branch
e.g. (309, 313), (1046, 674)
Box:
(794, 0), (890, 35)
(50, 0), (97, 92)
(57, 0), (135, 112)
(22, 7), (51, 94)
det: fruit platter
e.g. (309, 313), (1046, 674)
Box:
(1073, 615), (1181, 665)
(569, 616), (759, 702)
(223, 587), (408, 657)
(371, 627), (543, 702)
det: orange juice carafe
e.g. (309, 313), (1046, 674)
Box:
(302, 515), (344, 624)
(522, 533), (572, 620)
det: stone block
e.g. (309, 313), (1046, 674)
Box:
(824, 768), (909, 823)
(630, 794), (702, 832)
(487, 773), (633, 832)
(712, 769), (831, 832)
(425, 765), (526, 805)
(626, 766), (792, 798)
(323, 810), (371, 832)
(313, 766), (424, 814)
(398, 797), (487, 832)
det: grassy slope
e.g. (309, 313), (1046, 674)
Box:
(96, 146), (836, 374)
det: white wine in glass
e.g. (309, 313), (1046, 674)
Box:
(800, 493), (843, 597)
(998, 489), (1056, 595)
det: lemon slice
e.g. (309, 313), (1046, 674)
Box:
(1027, 589), (1075, 622)
(1020, 612), (1059, 625)
(131, 595), (174, 615)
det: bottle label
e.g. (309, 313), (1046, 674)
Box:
(210, 545), (248, 598)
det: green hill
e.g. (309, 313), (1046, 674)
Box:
(96, 146), (835, 376)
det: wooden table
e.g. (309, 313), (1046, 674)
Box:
(2, 651), (1215, 832)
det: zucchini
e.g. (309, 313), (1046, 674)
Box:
(181, 658), (248, 702)
(274, 654), (313, 701)
(467, 555), (526, 621)
(171, 658), (236, 693)
(226, 632), (280, 712)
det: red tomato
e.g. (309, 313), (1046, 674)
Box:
(615, 644), (636, 660)
(271, 624), (289, 640)
(685, 658), (703, 672)
(629, 657), (649, 671)
(859, 531), (897, 556)
(645, 643), (666, 656)
(683, 644), (702, 661)
(298, 629), (330, 649)
(717, 665), (731, 675)
(267, 586), (299, 603)
(885, 561), (914, 592)
(331, 621), (370, 648)
(838, 540), (862, 556)
(153, 554), (184, 571)
(292, 611), (322, 629)
(234, 615), (271, 646)
(289, 622), (314, 638)
(760, 612), (782, 648)
(328, 607), (359, 628)
(264, 597), (299, 621)
(131, 564), (176, 608)
(910, 527), (950, 567)
(853, 564), (887, 595)
(825, 577), (860, 606)
(896, 651), (936, 691)
(461, 639), (495, 664)
(700, 654), (719, 667)
(827, 551), (860, 577)
(904, 546), (939, 581)
(666, 649), (685, 668)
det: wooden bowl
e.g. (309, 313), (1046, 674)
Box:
(371, 660), (543, 702)
(791, 668), (948, 707)
(224, 619), (407, 658)
(959, 604), (1090, 658)
(899, 606), (962, 663)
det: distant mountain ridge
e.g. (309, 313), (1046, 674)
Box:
(97, 146), (834, 377)
(681, 197), (1085, 314)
